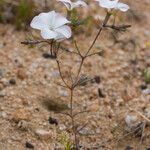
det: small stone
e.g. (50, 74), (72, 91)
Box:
(49, 70), (60, 78)
(146, 109), (150, 119)
(9, 79), (16, 85)
(98, 88), (105, 98)
(125, 146), (133, 150)
(0, 111), (7, 119)
(0, 78), (9, 86)
(17, 69), (28, 80)
(125, 115), (138, 127)
(78, 127), (91, 135)
(42, 53), (56, 59)
(0, 83), (4, 90)
(94, 75), (101, 84)
(18, 120), (29, 131)
(142, 89), (150, 95)
(0, 91), (6, 97)
(59, 124), (67, 131)
(35, 129), (52, 140)
(48, 117), (58, 126)
(0, 69), (5, 79)
(140, 84), (147, 90)
(59, 89), (68, 97)
(25, 142), (34, 149)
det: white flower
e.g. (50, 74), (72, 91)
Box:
(96, 0), (129, 12)
(57, 0), (87, 10)
(30, 11), (72, 40)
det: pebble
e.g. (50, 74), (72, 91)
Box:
(0, 111), (7, 119)
(0, 83), (4, 90)
(98, 88), (106, 98)
(14, 57), (24, 67)
(49, 70), (60, 78)
(42, 53), (56, 59)
(0, 69), (5, 79)
(0, 78), (9, 86)
(25, 142), (34, 149)
(59, 124), (66, 131)
(125, 115), (138, 127)
(48, 117), (58, 126)
(18, 120), (29, 131)
(9, 78), (16, 85)
(94, 75), (101, 84)
(35, 129), (52, 140)
(125, 146), (133, 150)
(0, 91), (6, 97)
(145, 108), (150, 119)
(58, 89), (68, 97)
(78, 127), (92, 135)
(140, 84), (147, 90)
(142, 88), (150, 95)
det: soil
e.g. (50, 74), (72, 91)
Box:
(0, 0), (150, 150)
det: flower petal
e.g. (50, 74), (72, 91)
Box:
(55, 33), (66, 41)
(52, 12), (70, 28)
(116, 2), (129, 12)
(73, 0), (87, 9)
(41, 28), (58, 39)
(55, 25), (72, 39)
(57, 0), (72, 10)
(96, 0), (118, 9)
(30, 11), (56, 30)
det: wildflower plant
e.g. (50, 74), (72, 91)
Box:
(22, 0), (130, 149)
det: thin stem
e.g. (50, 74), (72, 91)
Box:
(56, 60), (71, 89)
(73, 58), (84, 88)
(21, 39), (50, 45)
(70, 89), (79, 149)
(73, 110), (90, 118)
(74, 40), (82, 57)
(85, 12), (111, 56)
(86, 50), (103, 57)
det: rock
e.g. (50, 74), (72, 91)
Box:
(17, 69), (28, 80)
(48, 117), (58, 126)
(9, 78), (16, 85)
(98, 88), (106, 98)
(125, 115), (138, 127)
(78, 127), (92, 135)
(35, 129), (53, 140)
(58, 89), (68, 97)
(42, 53), (56, 59)
(0, 91), (6, 97)
(125, 146), (133, 150)
(25, 142), (34, 149)
(0, 83), (4, 90)
(49, 70), (60, 78)
(125, 114), (144, 136)
(18, 120), (29, 131)
(145, 108), (150, 119)
(140, 84), (147, 90)
(142, 88), (150, 95)
(0, 69), (5, 79)
(12, 108), (31, 123)
(0, 78), (9, 86)
(0, 111), (7, 119)
(94, 75), (101, 84)
(59, 124), (66, 131)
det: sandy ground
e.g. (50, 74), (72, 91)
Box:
(0, 0), (150, 150)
